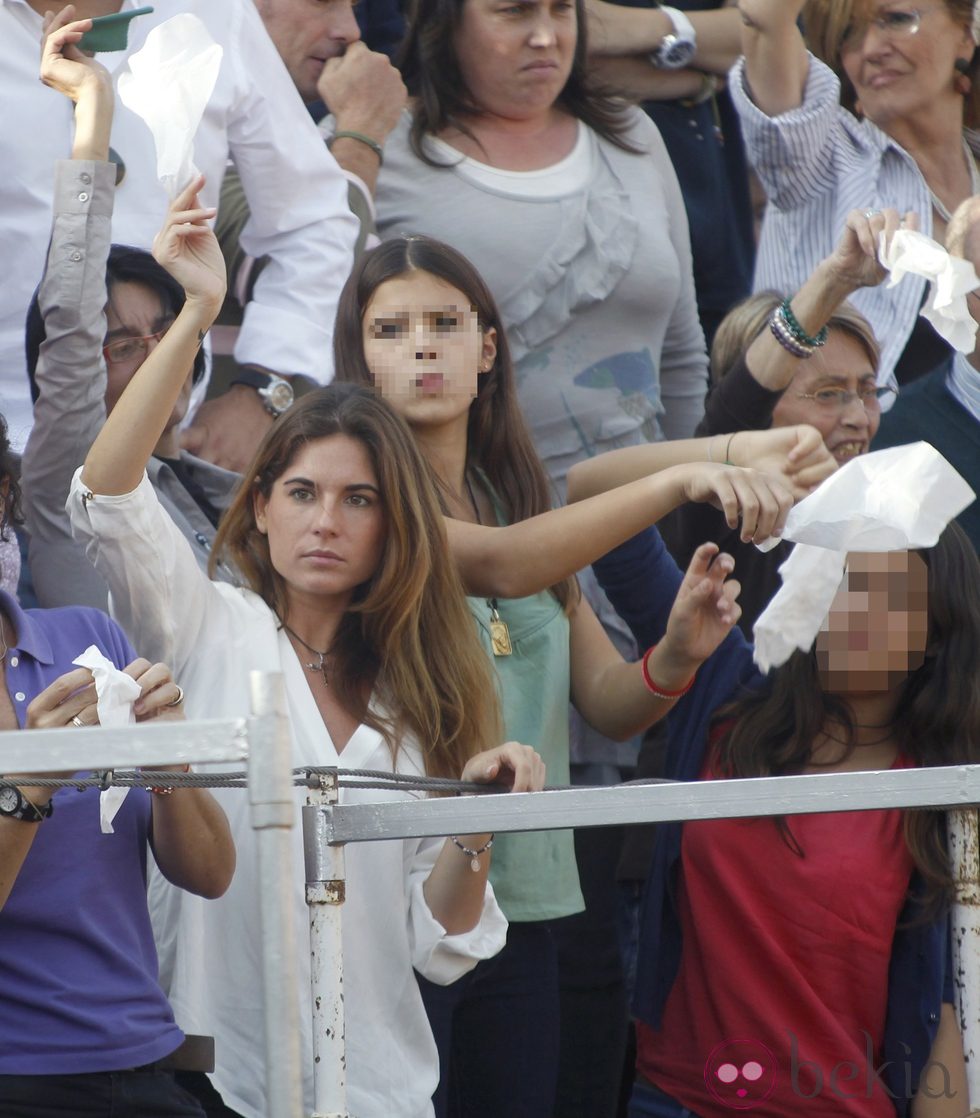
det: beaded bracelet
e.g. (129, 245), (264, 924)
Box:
(779, 298), (828, 348)
(148, 763), (191, 797)
(641, 645), (696, 701)
(451, 833), (494, 872)
(769, 308), (813, 360)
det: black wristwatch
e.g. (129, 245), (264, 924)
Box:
(230, 367), (295, 417)
(650, 5), (697, 70)
(0, 785), (53, 823)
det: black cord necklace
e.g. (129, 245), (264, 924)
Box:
(280, 621), (331, 683)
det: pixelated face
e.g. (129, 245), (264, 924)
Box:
(816, 550), (929, 692)
(770, 329), (880, 465)
(362, 270), (497, 433)
(704, 1039), (777, 1110)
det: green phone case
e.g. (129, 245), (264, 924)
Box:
(78, 6), (154, 53)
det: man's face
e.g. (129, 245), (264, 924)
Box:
(257, 0), (361, 103)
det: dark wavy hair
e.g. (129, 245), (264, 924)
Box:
(713, 522), (980, 914)
(397, 0), (641, 165)
(25, 244), (207, 404)
(333, 234), (576, 608)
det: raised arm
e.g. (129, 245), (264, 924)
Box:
(743, 207), (908, 392)
(737, 0), (810, 117)
(21, 7), (116, 608)
(81, 178), (227, 497)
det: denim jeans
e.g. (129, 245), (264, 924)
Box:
(0, 1069), (206, 1118)
(418, 920), (561, 1118)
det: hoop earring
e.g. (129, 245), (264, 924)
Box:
(954, 57), (972, 97)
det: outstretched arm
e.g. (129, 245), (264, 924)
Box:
(450, 457), (801, 599)
(81, 178), (227, 496)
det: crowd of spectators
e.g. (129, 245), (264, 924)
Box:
(1, 1), (979, 1117)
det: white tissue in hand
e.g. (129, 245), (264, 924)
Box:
(117, 15), (223, 198)
(752, 444), (975, 672)
(73, 646), (142, 833)
(878, 228), (980, 353)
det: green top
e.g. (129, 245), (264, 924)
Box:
(466, 480), (584, 921)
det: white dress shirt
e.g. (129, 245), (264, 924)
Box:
(1, 0), (358, 449)
(66, 469), (507, 1118)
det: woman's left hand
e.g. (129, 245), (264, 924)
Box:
(461, 742), (546, 793)
(152, 174), (227, 309)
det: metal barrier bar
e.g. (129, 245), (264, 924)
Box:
(0, 717), (248, 772)
(949, 809), (980, 1101)
(313, 763), (980, 843)
(304, 775), (347, 1118)
(248, 673), (304, 1118)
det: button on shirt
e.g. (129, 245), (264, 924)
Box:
(0, 0), (358, 450)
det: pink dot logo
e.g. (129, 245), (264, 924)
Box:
(703, 1039), (777, 1110)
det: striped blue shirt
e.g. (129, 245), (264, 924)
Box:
(730, 52), (980, 392)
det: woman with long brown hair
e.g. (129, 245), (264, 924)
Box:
(66, 180), (544, 1118)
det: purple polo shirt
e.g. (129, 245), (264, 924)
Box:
(0, 592), (183, 1073)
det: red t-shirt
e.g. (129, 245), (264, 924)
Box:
(637, 753), (914, 1116)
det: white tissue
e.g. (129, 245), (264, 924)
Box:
(752, 444), (975, 672)
(117, 15), (223, 198)
(878, 228), (980, 353)
(73, 646), (142, 833)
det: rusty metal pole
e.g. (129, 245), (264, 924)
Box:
(948, 808), (980, 1104)
(303, 770), (348, 1118)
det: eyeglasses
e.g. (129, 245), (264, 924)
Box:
(102, 325), (172, 366)
(841, 6), (942, 50)
(797, 385), (896, 411)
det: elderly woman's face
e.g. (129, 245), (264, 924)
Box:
(838, 1), (974, 127)
(453, 0), (577, 120)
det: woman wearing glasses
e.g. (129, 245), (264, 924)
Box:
(569, 207), (900, 636)
(21, 13), (239, 610)
(729, 0), (978, 387)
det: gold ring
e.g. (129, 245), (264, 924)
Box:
(166, 685), (185, 708)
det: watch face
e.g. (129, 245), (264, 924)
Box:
(660, 33), (696, 69)
(0, 786), (19, 814)
(267, 383), (295, 414)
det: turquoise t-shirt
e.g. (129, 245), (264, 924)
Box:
(468, 588), (585, 921)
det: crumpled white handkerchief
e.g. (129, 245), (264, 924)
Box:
(752, 443), (975, 672)
(73, 646), (142, 833)
(117, 14), (223, 198)
(878, 228), (980, 353)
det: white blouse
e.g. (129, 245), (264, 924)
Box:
(67, 469), (507, 1118)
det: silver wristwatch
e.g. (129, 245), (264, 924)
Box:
(231, 368), (295, 417)
(0, 784), (53, 822)
(650, 5), (697, 70)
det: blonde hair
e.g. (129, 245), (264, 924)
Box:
(946, 193), (980, 256)
(802, 0), (980, 128)
(211, 385), (502, 778)
(709, 290), (881, 384)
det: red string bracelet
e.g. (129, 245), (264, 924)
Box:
(641, 644), (696, 700)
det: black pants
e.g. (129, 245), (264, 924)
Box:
(0, 1069), (206, 1118)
